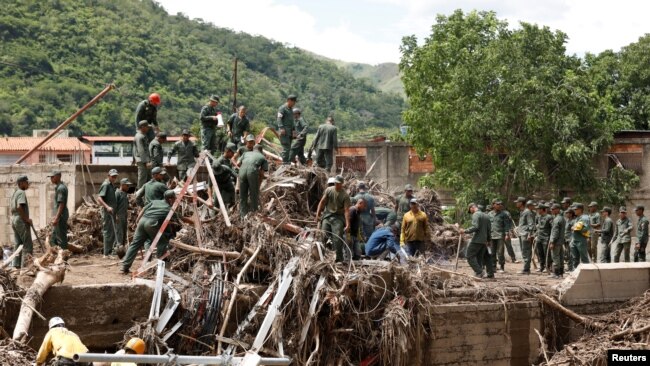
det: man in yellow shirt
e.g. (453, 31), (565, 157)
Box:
(400, 198), (430, 256)
(36, 317), (90, 366)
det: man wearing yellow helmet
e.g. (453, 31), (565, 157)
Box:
(110, 337), (145, 366)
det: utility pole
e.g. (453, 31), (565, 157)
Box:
(232, 57), (238, 113)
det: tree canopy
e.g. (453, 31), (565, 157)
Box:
(0, 0), (404, 138)
(400, 10), (638, 204)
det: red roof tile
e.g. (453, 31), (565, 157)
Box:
(0, 137), (91, 152)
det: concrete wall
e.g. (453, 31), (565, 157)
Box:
(417, 301), (542, 366)
(558, 262), (650, 306)
(25, 283), (153, 350)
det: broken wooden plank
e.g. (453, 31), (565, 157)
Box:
(204, 156), (232, 227)
(170, 240), (241, 259)
(299, 276), (326, 346)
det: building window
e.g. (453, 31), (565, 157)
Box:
(39, 154), (46, 163)
(57, 154), (72, 162)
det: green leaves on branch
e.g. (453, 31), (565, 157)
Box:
(401, 10), (634, 203)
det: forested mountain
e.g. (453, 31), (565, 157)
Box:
(337, 62), (404, 97)
(0, 0), (405, 138)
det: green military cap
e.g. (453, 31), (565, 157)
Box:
(287, 94), (298, 101)
(467, 202), (477, 213)
(16, 175), (28, 183)
(292, 108), (302, 114)
(245, 134), (256, 142)
(526, 200), (535, 206)
(551, 203), (561, 210)
(157, 131), (167, 138)
(326, 116), (335, 123)
(549, 199), (557, 204)
(601, 206), (612, 214)
(138, 120), (149, 128)
(404, 184), (414, 191)
(181, 128), (191, 136)
(561, 197), (572, 204)
(120, 178), (133, 185)
(47, 170), (62, 177)
(108, 169), (119, 176)
(358, 181), (367, 189)
(160, 168), (168, 175)
(491, 198), (498, 204)
(619, 206), (627, 213)
(164, 190), (176, 199)
(209, 95), (220, 102)
(573, 203), (584, 210)
(225, 142), (237, 153)
(635, 205), (645, 211)
(588, 201), (598, 207)
(514, 196), (526, 203)
(477, 204), (485, 211)
(564, 207), (575, 214)
(494, 200), (503, 205)
(536, 203), (548, 209)
(152, 167), (162, 175)
(334, 175), (344, 184)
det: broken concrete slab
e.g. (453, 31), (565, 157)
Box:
(557, 262), (650, 306)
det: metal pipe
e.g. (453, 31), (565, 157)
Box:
(15, 83), (116, 164)
(73, 353), (291, 365)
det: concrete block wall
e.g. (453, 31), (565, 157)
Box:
(416, 301), (542, 366)
(558, 263), (650, 305)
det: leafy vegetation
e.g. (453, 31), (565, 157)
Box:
(0, 0), (404, 139)
(401, 10), (640, 205)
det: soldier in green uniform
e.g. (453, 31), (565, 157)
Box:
(488, 200), (511, 273)
(134, 121), (151, 189)
(211, 143), (238, 208)
(121, 190), (193, 274)
(97, 169), (119, 256)
(277, 95), (297, 164)
(564, 208), (577, 271)
(613, 206), (633, 262)
(200, 95), (224, 155)
(48, 171), (68, 249)
(461, 203), (493, 278)
(352, 182), (377, 240)
(396, 184), (415, 229)
(115, 178), (132, 248)
(289, 108), (308, 165)
(10, 175), (33, 269)
(234, 134), (256, 167)
(168, 129), (199, 181)
(515, 197), (535, 274)
(596, 206), (614, 263)
(316, 176), (351, 262)
(634, 205), (648, 262)
(238, 145), (269, 216)
(134, 93), (161, 142)
(535, 203), (553, 273)
(549, 204), (566, 279)
(149, 132), (167, 168)
(136, 167), (168, 207)
(227, 106), (250, 146)
(570, 203), (591, 268)
(309, 117), (338, 171)
(588, 202), (601, 262)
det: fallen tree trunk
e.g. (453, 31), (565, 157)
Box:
(611, 324), (650, 340)
(262, 216), (302, 235)
(13, 248), (67, 341)
(537, 293), (604, 331)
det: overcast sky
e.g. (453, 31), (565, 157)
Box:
(157, 0), (650, 65)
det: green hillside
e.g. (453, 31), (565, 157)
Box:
(338, 62), (404, 97)
(0, 0), (404, 138)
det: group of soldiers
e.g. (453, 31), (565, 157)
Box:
(316, 180), (430, 264)
(461, 197), (649, 279)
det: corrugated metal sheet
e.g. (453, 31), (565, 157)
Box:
(0, 137), (91, 151)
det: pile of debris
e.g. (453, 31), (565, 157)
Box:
(542, 290), (650, 365)
(0, 339), (35, 366)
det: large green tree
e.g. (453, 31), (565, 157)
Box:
(400, 10), (632, 204)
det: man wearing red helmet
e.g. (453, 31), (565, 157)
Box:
(135, 93), (161, 142)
